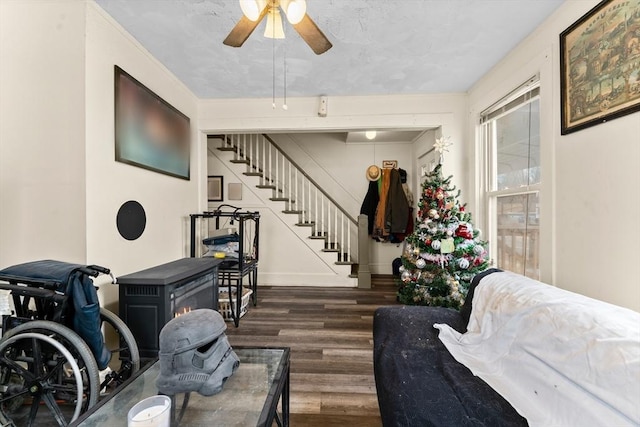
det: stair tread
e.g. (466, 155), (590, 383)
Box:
(335, 261), (356, 265)
(230, 159), (250, 164)
(256, 185), (276, 189)
(217, 147), (236, 152)
(270, 198), (295, 202)
(322, 248), (339, 253)
(243, 172), (263, 176)
(295, 222), (315, 226)
(283, 210), (303, 214)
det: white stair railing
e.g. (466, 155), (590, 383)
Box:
(214, 134), (358, 265)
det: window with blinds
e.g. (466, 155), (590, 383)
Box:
(480, 76), (541, 280)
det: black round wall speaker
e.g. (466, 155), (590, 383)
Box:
(116, 200), (146, 241)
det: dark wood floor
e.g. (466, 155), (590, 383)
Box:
(225, 275), (399, 427)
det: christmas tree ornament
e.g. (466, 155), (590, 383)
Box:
(415, 259), (426, 269)
(433, 136), (452, 156)
(458, 258), (470, 269)
(431, 240), (441, 250)
(401, 271), (412, 282)
(399, 265), (405, 273)
(428, 209), (437, 218)
(455, 224), (473, 239)
(440, 238), (455, 254)
(473, 245), (485, 255)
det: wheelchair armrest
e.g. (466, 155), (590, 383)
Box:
(86, 265), (111, 275)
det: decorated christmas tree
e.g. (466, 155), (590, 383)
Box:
(398, 137), (490, 309)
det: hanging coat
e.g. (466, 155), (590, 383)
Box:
(360, 180), (380, 235)
(373, 168), (392, 239)
(385, 168), (409, 234)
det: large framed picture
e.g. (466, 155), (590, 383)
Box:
(560, 0), (640, 135)
(115, 65), (191, 179)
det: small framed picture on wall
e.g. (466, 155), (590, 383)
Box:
(207, 176), (223, 201)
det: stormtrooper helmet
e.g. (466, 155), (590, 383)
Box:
(156, 309), (239, 396)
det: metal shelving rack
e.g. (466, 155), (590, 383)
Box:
(189, 206), (260, 327)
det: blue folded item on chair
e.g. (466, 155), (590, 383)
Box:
(202, 233), (239, 246)
(0, 260), (111, 370)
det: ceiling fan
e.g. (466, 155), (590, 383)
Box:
(223, 0), (333, 55)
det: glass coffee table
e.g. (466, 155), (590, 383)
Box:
(71, 347), (290, 427)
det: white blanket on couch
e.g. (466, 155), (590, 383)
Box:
(434, 271), (640, 427)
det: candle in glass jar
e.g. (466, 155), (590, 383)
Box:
(127, 395), (171, 427)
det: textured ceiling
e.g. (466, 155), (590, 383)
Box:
(94, 0), (565, 100)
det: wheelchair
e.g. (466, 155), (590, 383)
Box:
(0, 260), (140, 426)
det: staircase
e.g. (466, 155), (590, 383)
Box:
(208, 134), (360, 285)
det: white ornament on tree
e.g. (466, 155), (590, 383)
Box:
(458, 258), (470, 269)
(431, 240), (441, 250)
(415, 258), (426, 269)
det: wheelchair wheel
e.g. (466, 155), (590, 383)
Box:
(99, 308), (140, 391)
(0, 321), (100, 426)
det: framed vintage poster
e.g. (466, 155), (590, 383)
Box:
(207, 176), (224, 201)
(115, 65), (191, 179)
(560, 0), (640, 134)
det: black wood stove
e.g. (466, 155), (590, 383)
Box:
(117, 258), (221, 358)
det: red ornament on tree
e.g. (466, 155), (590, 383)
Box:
(455, 224), (473, 239)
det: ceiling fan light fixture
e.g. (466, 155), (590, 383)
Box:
(264, 7), (285, 39)
(280, 0), (307, 25)
(239, 0), (266, 21)
(365, 130), (377, 140)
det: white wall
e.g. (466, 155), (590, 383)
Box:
(0, 2), (201, 310)
(0, 0), (88, 266)
(85, 4), (201, 307)
(468, 0), (640, 312)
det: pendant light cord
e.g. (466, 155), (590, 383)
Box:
(272, 8), (276, 109)
(283, 31), (287, 110)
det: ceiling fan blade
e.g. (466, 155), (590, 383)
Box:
(292, 14), (332, 55)
(223, 6), (269, 48)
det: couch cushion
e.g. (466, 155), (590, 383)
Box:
(373, 305), (527, 426)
